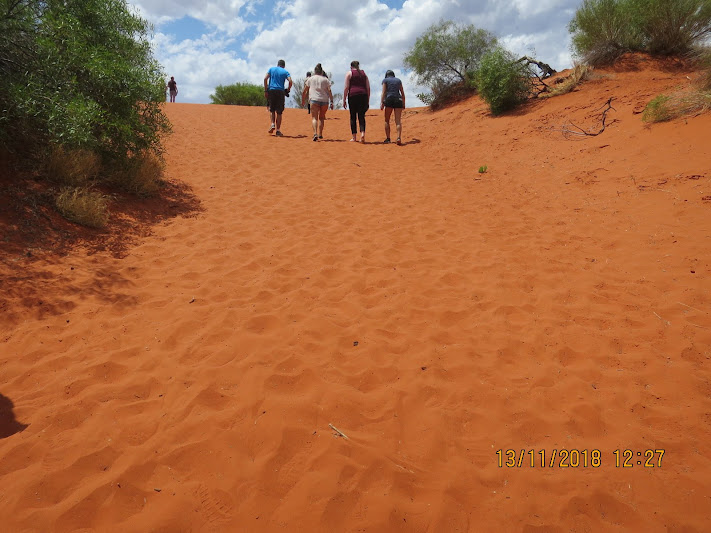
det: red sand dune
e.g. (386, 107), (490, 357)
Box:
(1, 55), (711, 532)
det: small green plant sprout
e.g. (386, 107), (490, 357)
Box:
(478, 165), (488, 174)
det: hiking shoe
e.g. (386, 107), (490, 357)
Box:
(275, 130), (283, 137)
(383, 138), (391, 144)
(313, 134), (318, 141)
(268, 124), (275, 133)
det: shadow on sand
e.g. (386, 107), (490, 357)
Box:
(0, 174), (203, 327)
(0, 394), (28, 439)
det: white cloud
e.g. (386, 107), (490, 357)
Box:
(129, 0), (581, 105)
(131, 0), (253, 34)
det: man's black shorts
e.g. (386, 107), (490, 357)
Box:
(268, 89), (286, 114)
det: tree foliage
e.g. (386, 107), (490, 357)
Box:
(210, 82), (266, 106)
(637, 0), (711, 54)
(476, 48), (533, 115)
(403, 20), (497, 89)
(569, 0), (711, 65)
(0, 0), (170, 164)
(291, 77), (308, 109)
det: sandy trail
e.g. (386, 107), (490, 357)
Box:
(1, 56), (711, 531)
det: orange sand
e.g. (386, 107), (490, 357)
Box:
(1, 55), (711, 532)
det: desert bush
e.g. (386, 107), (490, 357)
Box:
(643, 92), (711, 121)
(55, 187), (110, 228)
(404, 21), (497, 90)
(107, 151), (165, 197)
(46, 146), (101, 187)
(569, 0), (643, 65)
(476, 48), (534, 115)
(642, 94), (673, 121)
(416, 92), (435, 106)
(570, 0), (711, 64)
(694, 46), (711, 89)
(0, 0), (170, 163)
(210, 82), (266, 106)
(634, 0), (711, 55)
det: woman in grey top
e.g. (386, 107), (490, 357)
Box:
(380, 70), (405, 145)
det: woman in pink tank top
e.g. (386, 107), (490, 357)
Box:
(344, 60), (371, 143)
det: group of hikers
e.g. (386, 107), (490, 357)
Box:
(264, 59), (406, 144)
(166, 58), (406, 144)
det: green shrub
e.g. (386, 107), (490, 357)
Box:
(643, 92), (711, 121)
(642, 95), (673, 121)
(476, 48), (533, 115)
(210, 82), (266, 106)
(416, 93), (435, 106)
(569, 0), (711, 65)
(404, 20), (497, 91)
(635, 0), (711, 55)
(55, 187), (110, 228)
(569, 0), (643, 65)
(1, 0), (170, 165)
(692, 46), (711, 90)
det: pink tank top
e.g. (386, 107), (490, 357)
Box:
(349, 69), (367, 97)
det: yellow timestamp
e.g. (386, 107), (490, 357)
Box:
(496, 449), (665, 468)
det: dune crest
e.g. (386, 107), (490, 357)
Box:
(1, 57), (710, 531)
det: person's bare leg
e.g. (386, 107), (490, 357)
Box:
(384, 108), (392, 141)
(276, 112), (283, 132)
(318, 106), (326, 137)
(311, 105), (319, 138)
(269, 110), (276, 133)
(394, 108), (403, 144)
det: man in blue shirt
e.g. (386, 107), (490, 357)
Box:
(264, 59), (293, 137)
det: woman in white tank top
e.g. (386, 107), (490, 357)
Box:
(301, 63), (334, 141)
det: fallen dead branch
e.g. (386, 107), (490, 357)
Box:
(329, 423), (349, 440)
(518, 56), (557, 96)
(561, 97), (618, 138)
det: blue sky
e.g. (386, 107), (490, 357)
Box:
(128, 0), (582, 105)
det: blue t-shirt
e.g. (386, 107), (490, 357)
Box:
(382, 77), (402, 99)
(268, 66), (291, 91)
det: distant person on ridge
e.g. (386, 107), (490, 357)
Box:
(301, 63), (334, 141)
(304, 71), (312, 114)
(380, 69), (405, 145)
(343, 60), (370, 143)
(166, 76), (178, 103)
(264, 59), (293, 137)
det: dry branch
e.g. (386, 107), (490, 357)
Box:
(518, 56), (557, 96)
(562, 97), (618, 138)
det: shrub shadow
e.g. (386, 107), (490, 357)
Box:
(0, 174), (203, 327)
(0, 394), (28, 439)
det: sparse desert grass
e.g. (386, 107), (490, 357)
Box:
(108, 152), (165, 197)
(46, 146), (101, 187)
(643, 94), (673, 122)
(643, 91), (711, 122)
(55, 186), (109, 228)
(543, 64), (592, 97)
